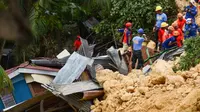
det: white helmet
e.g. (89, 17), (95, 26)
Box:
(190, 0), (196, 6)
(186, 18), (192, 24)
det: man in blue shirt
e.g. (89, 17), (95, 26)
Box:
(184, 18), (200, 39)
(153, 6), (167, 50)
(132, 28), (147, 69)
(184, 0), (197, 22)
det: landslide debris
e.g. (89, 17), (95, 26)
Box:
(91, 60), (200, 112)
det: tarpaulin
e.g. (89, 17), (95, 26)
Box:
(107, 47), (128, 75)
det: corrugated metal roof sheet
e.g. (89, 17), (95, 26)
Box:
(6, 62), (59, 75)
(53, 52), (93, 84)
(51, 80), (102, 96)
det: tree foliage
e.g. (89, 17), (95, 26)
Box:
(0, 66), (13, 94)
(178, 36), (200, 71)
(94, 0), (177, 38)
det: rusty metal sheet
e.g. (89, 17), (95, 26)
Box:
(82, 90), (104, 100)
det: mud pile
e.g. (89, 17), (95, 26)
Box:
(91, 60), (200, 112)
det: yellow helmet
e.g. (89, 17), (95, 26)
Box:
(161, 22), (168, 28)
(155, 6), (162, 11)
(173, 31), (180, 36)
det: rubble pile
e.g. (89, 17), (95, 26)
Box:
(91, 60), (200, 112)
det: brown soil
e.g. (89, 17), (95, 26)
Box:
(91, 60), (200, 112)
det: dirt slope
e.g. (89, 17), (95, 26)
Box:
(91, 60), (200, 112)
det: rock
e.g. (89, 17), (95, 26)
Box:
(126, 86), (135, 93)
(121, 93), (133, 102)
(151, 59), (175, 76)
(151, 75), (166, 85)
(166, 75), (185, 87)
(166, 84), (174, 91)
(137, 87), (149, 95)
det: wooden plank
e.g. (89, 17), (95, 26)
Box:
(44, 105), (69, 112)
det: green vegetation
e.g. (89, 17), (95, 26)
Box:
(0, 0), (178, 64)
(177, 36), (200, 71)
(94, 0), (177, 38)
(0, 66), (13, 94)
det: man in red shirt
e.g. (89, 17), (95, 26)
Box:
(73, 35), (82, 51)
(118, 22), (132, 54)
(172, 22), (184, 43)
(176, 13), (186, 31)
(158, 22), (168, 50)
(162, 26), (174, 42)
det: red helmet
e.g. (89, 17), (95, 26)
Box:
(125, 22), (132, 27)
(77, 35), (81, 38)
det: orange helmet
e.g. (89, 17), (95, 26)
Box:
(168, 26), (175, 31)
(173, 31), (180, 36)
(125, 22), (132, 27)
(177, 13), (183, 18)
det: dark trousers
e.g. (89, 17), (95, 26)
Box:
(155, 29), (159, 49)
(132, 50), (144, 69)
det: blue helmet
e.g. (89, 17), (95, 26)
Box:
(137, 28), (144, 34)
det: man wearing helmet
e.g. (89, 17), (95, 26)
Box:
(118, 22), (132, 54)
(184, 18), (200, 39)
(162, 31), (181, 49)
(154, 6), (167, 50)
(172, 22), (184, 44)
(184, 0), (197, 22)
(158, 22), (168, 50)
(132, 28), (147, 69)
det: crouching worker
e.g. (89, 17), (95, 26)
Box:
(132, 28), (147, 69)
(162, 31), (181, 49)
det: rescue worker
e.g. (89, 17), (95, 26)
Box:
(176, 13), (186, 31)
(153, 6), (167, 49)
(184, 18), (200, 39)
(118, 22), (132, 54)
(132, 28), (147, 69)
(162, 31), (181, 49)
(162, 26), (174, 43)
(158, 22), (168, 50)
(184, 0), (197, 22)
(172, 22), (184, 43)
(73, 35), (82, 51)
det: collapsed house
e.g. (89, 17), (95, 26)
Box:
(1, 37), (184, 112)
